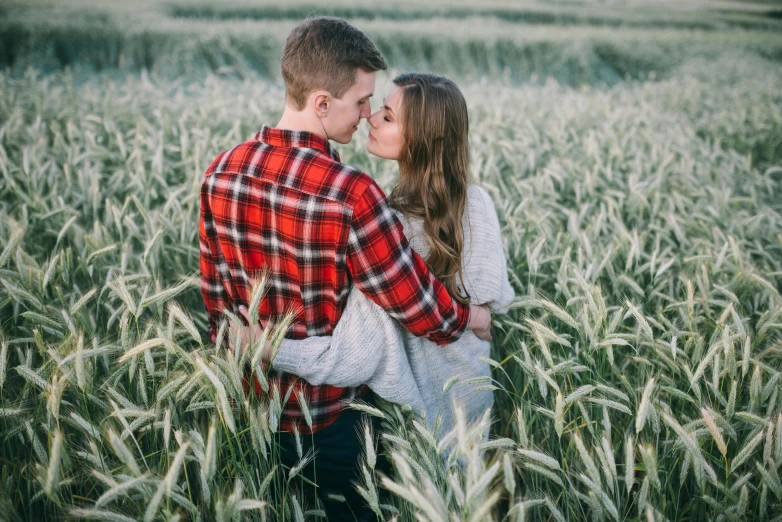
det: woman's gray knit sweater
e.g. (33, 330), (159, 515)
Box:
(272, 185), (515, 434)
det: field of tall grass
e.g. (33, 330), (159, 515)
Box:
(3, 0), (782, 83)
(1, 1), (782, 520)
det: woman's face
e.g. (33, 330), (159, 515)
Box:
(366, 84), (405, 161)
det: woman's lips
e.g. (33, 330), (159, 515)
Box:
(368, 132), (376, 141)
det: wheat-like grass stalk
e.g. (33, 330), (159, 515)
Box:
(193, 355), (235, 434)
(0, 228), (25, 268)
(756, 461), (782, 500)
(44, 428), (63, 497)
(70, 509), (137, 522)
(554, 392), (565, 439)
(636, 376), (655, 434)
(517, 450), (562, 473)
(503, 453), (515, 497)
(16, 365), (50, 391)
(348, 401), (386, 419)
(287, 448), (315, 481)
(573, 432), (601, 488)
(701, 408), (728, 458)
(168, 302), (201, 345)
(144, 441), (189, 522)
(730, 429), (766, 474)
(765, 420), (775, 465)
(204, 420), (217, 480)
(70, 412), (100, 438)
(95, 475), (150, 508)
(107, 429), (142, 477)
(625, 300), (654, 340)
(775, 414), (782, 464)
(515, 406), (529, 448)
(0, 339), (7, 391)
(625, 434), (635, 493)
(138, 277), (196, 310)
(118, 338), (168, 364)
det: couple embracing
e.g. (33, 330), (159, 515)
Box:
(199, 15), (514, 521)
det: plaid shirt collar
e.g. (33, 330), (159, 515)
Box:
(257, 124), (341, 162)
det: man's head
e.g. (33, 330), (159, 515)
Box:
(280, 16), (387, 143)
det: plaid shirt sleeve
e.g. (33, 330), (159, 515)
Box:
(346, 182), (469, 346)
(200, 172), (230, 338)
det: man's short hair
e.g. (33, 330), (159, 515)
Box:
(281, 16), (388, 110)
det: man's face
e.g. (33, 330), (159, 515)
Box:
(321, 69), (376, 144)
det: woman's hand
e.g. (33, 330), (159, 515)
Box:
(228, 305), (274, 362)
(468, 304), (492, 341)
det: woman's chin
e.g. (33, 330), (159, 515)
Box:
(366, 142), (397, 161)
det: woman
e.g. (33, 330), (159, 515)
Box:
(234, 73), (514, 436)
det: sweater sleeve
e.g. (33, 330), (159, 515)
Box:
(461, 186), (515, 313)
(270, 285), (403, 387)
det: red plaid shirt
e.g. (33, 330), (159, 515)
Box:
(199, 125), (469, 434)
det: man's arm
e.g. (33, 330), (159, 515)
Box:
(345, 182), (470, 345)
(200, 179), (230, 338)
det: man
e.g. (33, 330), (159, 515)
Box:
(199, 16), (492, 521)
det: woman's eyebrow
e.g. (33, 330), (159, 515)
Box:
(383, 104), (395, 115)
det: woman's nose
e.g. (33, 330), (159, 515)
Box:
(368, 110), (380, 128)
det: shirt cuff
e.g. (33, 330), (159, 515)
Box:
(429, 301), (470, 346)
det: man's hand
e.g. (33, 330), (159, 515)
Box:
(467, 304), (493, 341)
(228, 306), (274, 363)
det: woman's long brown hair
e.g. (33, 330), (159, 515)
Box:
(389, 73), (471, 304)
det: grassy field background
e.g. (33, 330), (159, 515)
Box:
(3, 0), (782, 82)
(1, 1), (781, 521)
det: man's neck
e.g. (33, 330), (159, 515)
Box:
(275, 107), (327, 140)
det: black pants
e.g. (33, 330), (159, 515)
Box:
(276, 405), (389, 522)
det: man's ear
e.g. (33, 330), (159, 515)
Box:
(312, 91), (331, 118)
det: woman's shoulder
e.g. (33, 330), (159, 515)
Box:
(467, 184), (496, 203)
(465, 184), (499, 220)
